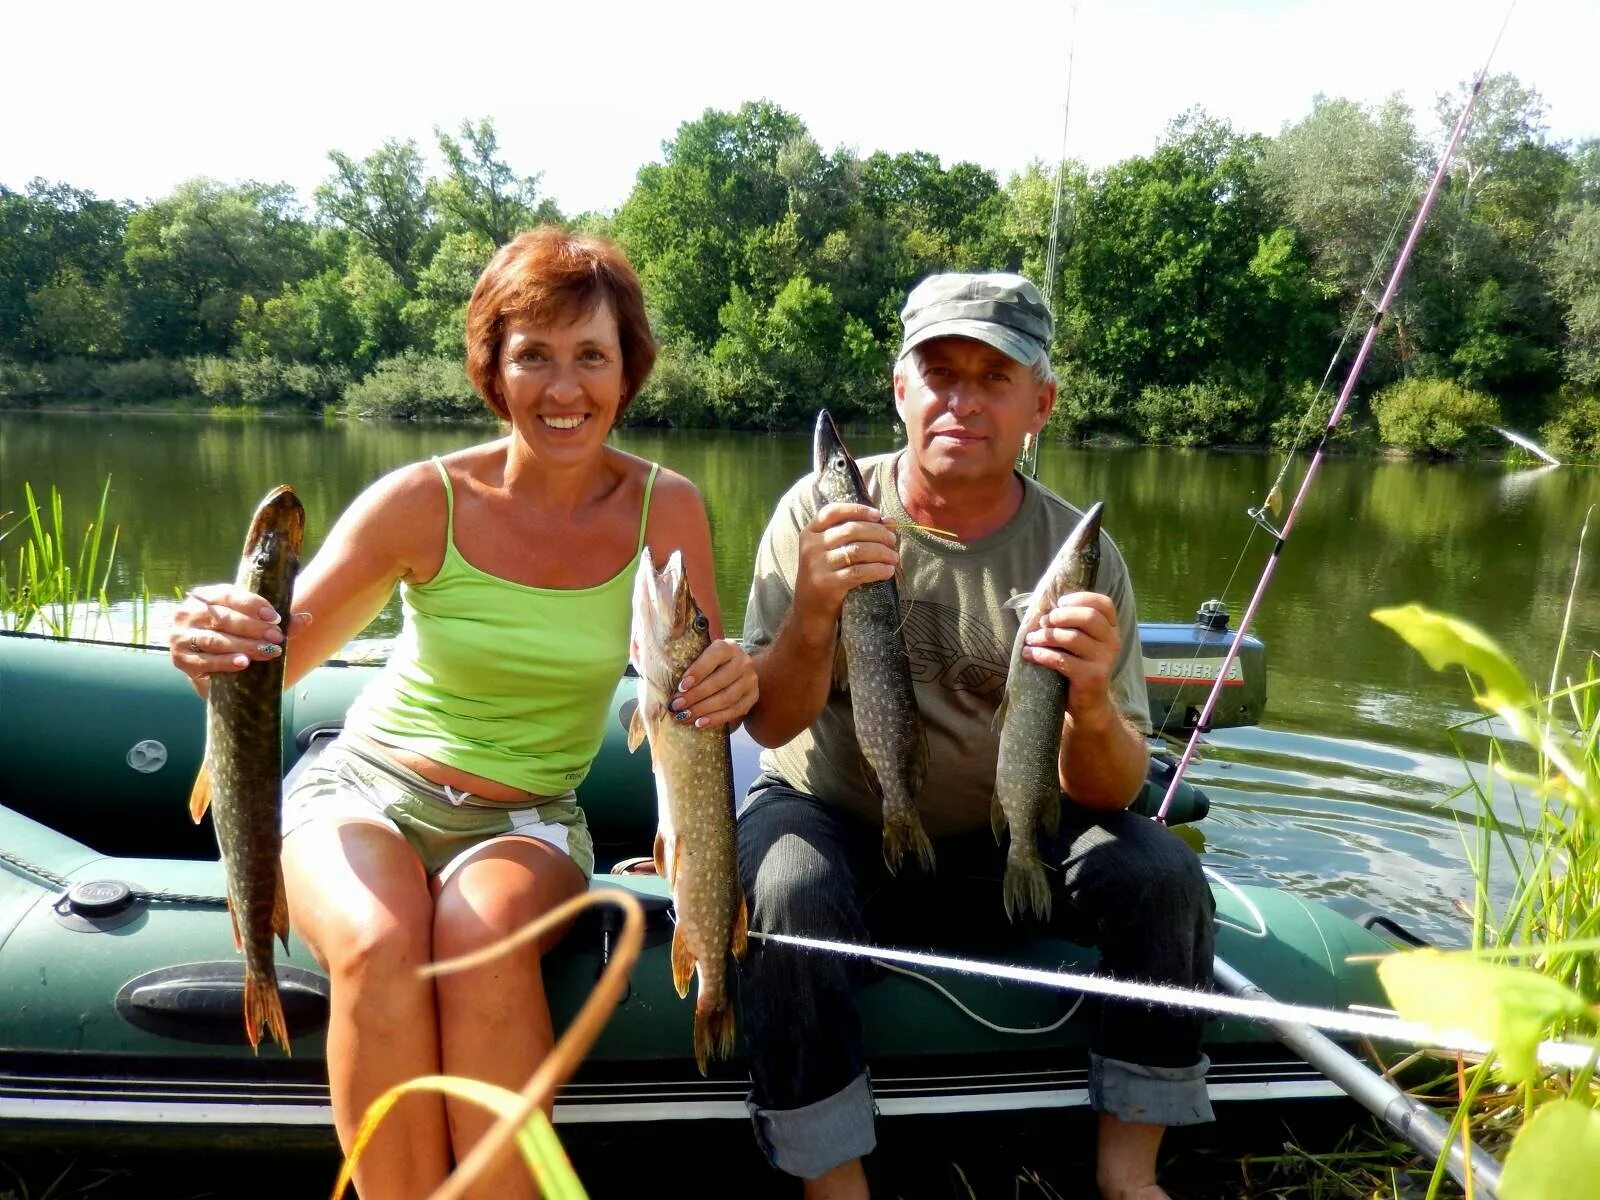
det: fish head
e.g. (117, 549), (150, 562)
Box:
(631, 546), (711, 690)
(813, 409), (867, 507)
(1056, 500), (1104, 597)
(242, 485), (306, 571)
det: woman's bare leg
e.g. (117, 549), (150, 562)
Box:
(284, 820), (447, 1199)
(432, 838), (586, 1200)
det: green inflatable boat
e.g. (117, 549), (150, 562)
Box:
(0, 622), (1396, 1149)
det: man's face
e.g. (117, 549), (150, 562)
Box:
(893, 336), (1056, 486)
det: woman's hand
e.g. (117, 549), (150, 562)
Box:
(169, 584), (312, 698)
(669, 638), (758, 730)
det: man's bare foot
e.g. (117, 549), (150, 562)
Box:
(802, 1158), (868, 1200)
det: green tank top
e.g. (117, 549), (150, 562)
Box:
(344, 457), (659, 795)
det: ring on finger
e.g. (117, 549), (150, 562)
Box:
(842, 546), (854, 568)
(188, 634), (201, 653)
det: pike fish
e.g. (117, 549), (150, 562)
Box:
(813, 409), (933, 875)
(627, 547), (749, 1076)
(991, 501), (1103, 923)
(188, 484), (304, 1054)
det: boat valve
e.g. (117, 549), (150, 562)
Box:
(53, 879), (145, 932)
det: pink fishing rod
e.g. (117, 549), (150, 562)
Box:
(1154, 49), (1504, 824)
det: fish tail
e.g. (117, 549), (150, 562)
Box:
(245, 972), (292, 1057)
(692, 1000), (738, 1078)
(1002, 856), (1053, 924)
(882, 812), (935, 877)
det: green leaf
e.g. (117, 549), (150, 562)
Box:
(1501, 1099), (1600, 1200)
(1371, 604), (1535, 712)
(1377, 949), (1589, 1083)
(331, 1073), (588, 1200)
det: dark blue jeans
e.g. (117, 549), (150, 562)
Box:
(736, 773), (1216, 1179)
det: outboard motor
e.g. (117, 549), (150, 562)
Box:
(1139, 599), (1267, 733)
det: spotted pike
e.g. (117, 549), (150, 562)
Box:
(188, 484), (304, 1054)
(627, 547), (748, 1076)
(991, 501), (1104, 922)
(813, 409), (933, 875)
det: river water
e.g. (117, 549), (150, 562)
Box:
(5, 410), (1597, 944)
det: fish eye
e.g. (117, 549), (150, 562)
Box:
(692, 612), (708, 633)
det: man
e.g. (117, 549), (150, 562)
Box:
(736, 272), (1215, 1200)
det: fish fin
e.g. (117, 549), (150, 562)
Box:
(693, 1000), (738, 1078)
(245, 972), (293, 1057)
(882, 812), (935, 878)
(227, 899), (244, 953)
(909, 719), (930, 800)
(669, 919), (695, 1000)
(832, 634), (850, 692)
(731, 887), (749, 960)
(857, 751), (881, 798)
(990, 793), (1007, 843)
(188, 760), (213, 823)
(990, 692), (1009, 734)
(626, 705), (648, 754)
(1003, 590), (1033, 613)
(273, 862), (291, 953)
(653, 829), (668, 880)
(1002, 856), (1053, 924)
(1042, 790), (1062, 838)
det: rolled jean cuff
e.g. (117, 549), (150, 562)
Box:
(746, 1071), (876, 1179)
(1088, 1052), (1214, 1127)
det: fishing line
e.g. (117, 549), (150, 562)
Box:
(749, 928), (1599, 1073)
(1153, 6), (1517, 824)
(872, 959), (1085, 1035)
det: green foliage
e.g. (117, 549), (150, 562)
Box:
(188, 356), (349, 412)
(431, 117), (562, 245)
(1042, 361), (1124, 442)
(1541, 388), (1600, 462)
(1266, 379), (1362, 450)
(1550, 202), (1600, 388)
(1372, 597), (1600, 1197)
(628, 340), (717, 428)
(402, 231), (495, 359)
(341, 351), (485, 420)
(1131, 378), (1267, 447)
(0, 479), (129, 638)
(1370, 377), (1501, 455)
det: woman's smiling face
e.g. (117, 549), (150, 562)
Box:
(497, 302), (627, 451)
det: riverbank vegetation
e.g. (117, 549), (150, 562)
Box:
(2, 80), (1596, 458)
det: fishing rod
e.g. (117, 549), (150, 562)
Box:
(1154, 18), (1513, 823)
(1020, 0), (1078, 481)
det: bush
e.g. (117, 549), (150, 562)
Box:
(88, 357), (194, 405)
(1540, 388), (1600, 462)
(628, 342), (717, 428)
(1267, 379), (1363, 450)
(188, 357), (350, 412)
(1131, 378), (1265, 447)
(1044, 361), (1124, 442)
(342, 352), (485, 420)
(1370, 377), (1501, 456)
(0, 359), (51, 402)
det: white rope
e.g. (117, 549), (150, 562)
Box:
(1203, 866), (1268, 939)
(749, 930), (1600, 1073)
(872, 958), (1085, 1035)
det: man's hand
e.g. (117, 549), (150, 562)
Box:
(791, 502), (899, 636)
(1023, 590), (1121, 726)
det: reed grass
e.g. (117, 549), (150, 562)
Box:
(0, 479), (149, 643)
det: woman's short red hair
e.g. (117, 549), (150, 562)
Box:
(464, 226), (657, 420)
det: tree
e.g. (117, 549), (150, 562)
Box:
(432, 118), (560, 245)
(121, 178), (315, 357)
(316, 139), (435, 288)
(1549, 202), (1600, 388)
(0, 180), (129, 358)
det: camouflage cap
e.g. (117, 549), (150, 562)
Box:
(897, 271), (1053, 367)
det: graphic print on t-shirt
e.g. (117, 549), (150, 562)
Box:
(899, 599), (1010, 697)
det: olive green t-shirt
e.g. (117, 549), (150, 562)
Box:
(743, 451), (1152, 838)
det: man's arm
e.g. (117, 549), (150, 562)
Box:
(743, 502), (899, 749)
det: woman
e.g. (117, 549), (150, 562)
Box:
(169, 227), (756, 1199)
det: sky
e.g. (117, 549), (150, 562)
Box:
(3, 0), (1595, 216)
